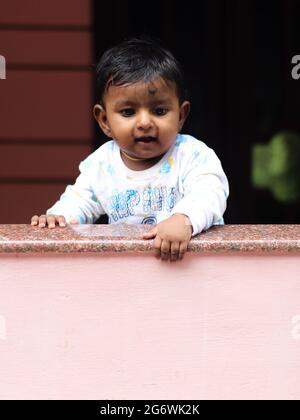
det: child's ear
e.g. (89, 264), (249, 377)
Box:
(178, 101), (191, 131)
(93, 104), (112, 138)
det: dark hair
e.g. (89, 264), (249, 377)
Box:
(95, 36), (187, 106)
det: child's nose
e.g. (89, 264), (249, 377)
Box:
(136, 111), (153, 130)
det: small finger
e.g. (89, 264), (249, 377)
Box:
(31, 215), (39, 225)
(38, 215), (47, 228)
(170, 242), (180, 262)
(47, 215), (56, 229)
(143, 227), (157, 239)
(178, 242), (188, 260)
(160, 239), (171, 261)
(143, 232), (155, 239)
(57, 216), (66, 227)
(153, 236), (162, 259)
(69, 219), (79, 225)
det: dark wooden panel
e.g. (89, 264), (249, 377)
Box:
(0, 0), (91, 26)
(0, 30), (92, 66)
(0, 70), (93, 140)
(0, 183), (71, 223)
(0, 144), (92, 178)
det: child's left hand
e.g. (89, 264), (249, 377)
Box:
(142, 214), (192, 262)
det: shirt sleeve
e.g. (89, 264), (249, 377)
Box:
(46, 156), (106, 224)
(170, 144), (229, 236)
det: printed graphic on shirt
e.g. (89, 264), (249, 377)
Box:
(142, 216), (157, 224)
(108, 186), (178, 222)
(159, 157), (175, 174)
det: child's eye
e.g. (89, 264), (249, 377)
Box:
(120, 108), (135, 117)
(154, 107), (168, 116)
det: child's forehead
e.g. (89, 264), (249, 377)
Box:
(105, 78), (177, 101)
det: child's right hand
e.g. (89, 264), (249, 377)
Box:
(31, 214), (68, 228)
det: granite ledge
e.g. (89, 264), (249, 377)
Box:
(0, 224), (300, 254)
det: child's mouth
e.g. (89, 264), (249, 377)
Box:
(135, 136), (157, 143)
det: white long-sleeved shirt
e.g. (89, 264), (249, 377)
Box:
(47, 134), (229, 236)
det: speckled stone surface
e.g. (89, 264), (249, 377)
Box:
(0, 224), (300, 253)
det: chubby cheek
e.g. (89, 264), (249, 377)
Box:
(159, 119), (180, 140)
(161, 110), (181, 129)
(114, 127), (133, 142)
(108, 116), (133, 139)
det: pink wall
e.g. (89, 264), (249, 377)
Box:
(1, 251), (300, 400)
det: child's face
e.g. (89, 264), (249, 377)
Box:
(94, 77), (190, 166)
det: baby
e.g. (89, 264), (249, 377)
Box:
(31, 36), (229, 262)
